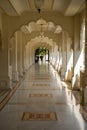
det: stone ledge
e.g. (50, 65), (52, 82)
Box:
(0, 77), (24, 111)
(80, 105), (87, 122)
(0, 76), (12, 90)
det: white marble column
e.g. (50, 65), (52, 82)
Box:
(65, 35), (73, 82)
(84, 0), (87, 105)
(29, 46), (34, 67)
(24, 44), (30, 70)
(0, 14), (11, 89)
(72, 14), (81, 90)
(22, 35), (26, 73)
(11, 36), (19, 81)
(61, 31), (67, 80)
(54, 45), (59, 70)
(25, 45), (28, 70)
(28, 45), (31, 67)
(57, 33), (62, 72)
(16, 31), (23, 78)
(8, 41), (12, 82)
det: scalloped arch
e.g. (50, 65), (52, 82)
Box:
(20, 18), (63, 34)
(27, 35), (54, 47)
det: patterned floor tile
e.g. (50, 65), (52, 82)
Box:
(32, 84), (50, 87)
(29, 94), (52, 97)
(22, 112), (57, 121)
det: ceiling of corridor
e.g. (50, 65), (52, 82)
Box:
(0, 0), (85, 16)
(0, 0), (85, 50)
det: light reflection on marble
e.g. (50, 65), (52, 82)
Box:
(0, 62), (87, 130)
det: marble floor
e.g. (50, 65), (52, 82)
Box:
(0, 62), (87, 130)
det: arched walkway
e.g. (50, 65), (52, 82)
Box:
(0, 1), (87, 129)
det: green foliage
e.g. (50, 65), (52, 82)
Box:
(35, 47), (48, 56)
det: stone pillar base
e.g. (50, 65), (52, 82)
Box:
(19, 70), (23, 79)
(72, 76), (78, 90)
(12, 71), (19, 82)
(65, 70), (68, 81)
(23, 67), (26, 74)
(0, 76), (12, 90)
(72, 75), (80, 90)
(19, 73), (23, 78)
(65, 69), (72, 82)
(61, 69), (65, 80)
(80, 105), (87, 122)
(84, 86), (87, 105)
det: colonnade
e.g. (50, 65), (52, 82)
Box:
(0, 8), (87, 108)
(50, 27), (86, 105)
